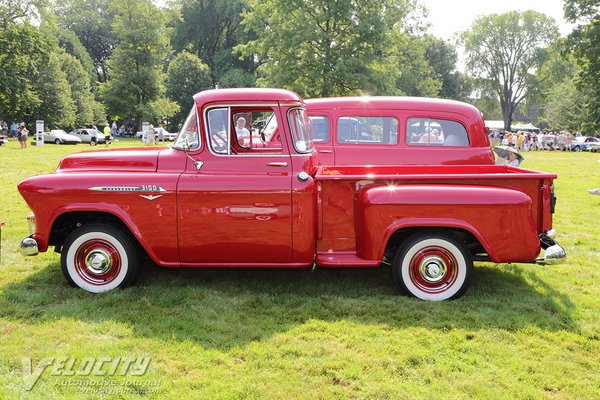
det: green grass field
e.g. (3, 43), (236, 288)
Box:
(0, 138), (599, 399)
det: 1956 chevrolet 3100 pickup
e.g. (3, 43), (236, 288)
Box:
(18, 88), (566, 300)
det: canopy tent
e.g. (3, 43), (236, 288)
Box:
(511, 123), (539, 131)
(484, 121), (540, 132)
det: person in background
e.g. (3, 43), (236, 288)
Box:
(157, 124), (165, 142)
(119, 124), (125, 137)
(517, 132), (523, 151)
(506, 151), (520, 166)
(103, 124), (111, 147)
(18, 123), (28, 149)
(565, 131), (573, 151)
(10, 121), (18, 137)
(111, 120), (117, 137)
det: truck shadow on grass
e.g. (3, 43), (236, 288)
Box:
(0, 261), (576, 350)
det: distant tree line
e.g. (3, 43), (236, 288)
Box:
(0, 0), (597, 133)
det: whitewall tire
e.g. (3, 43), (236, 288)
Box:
(61, 224), (139, 293)
(393, 232), (473, 301)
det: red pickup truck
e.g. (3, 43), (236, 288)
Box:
(306, 97), (495, 166)
(18, 88), (565, 300)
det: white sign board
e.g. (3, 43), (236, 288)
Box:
(35, 120), (44, 146)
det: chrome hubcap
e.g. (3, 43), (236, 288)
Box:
(419, 256), (447, 283)
(85, 249), (112, 275)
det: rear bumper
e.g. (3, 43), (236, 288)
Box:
(536, 231), (566, 265)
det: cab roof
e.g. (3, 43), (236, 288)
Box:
(193, 88), (303, 105)
(305, 96), (482, 117)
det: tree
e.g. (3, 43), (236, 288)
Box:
(544, 79), (586, 130)
(100, 0), (177, 127)
(55, 0), (117, 82)
(33, 52), (77, 129)
(564, 0), (600, 132)
(0, 0), (44, 28)
(166, 51), (211, 124)
(60, 52), (106, 127)
(171, 0), (256, 86)
(239, 0), (420, 98)
(461, 11), (559, 130)
(0, 23), (47, 123)
(423, 36), (472, 101)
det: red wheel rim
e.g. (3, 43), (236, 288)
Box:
(408, 245), (459, 294)
(74, 239), (122, 286)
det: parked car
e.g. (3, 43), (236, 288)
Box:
(136, 128), (177, 142)
(306, 97), (495, 166)
(69, 128), (106, 145)
(43, 130), (82, 145)
(18, 88), (565, 300)
(587, 140), (600, 152)
(571, 136), (600, 152)
(0, 133), (7, 146)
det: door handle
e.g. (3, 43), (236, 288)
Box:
(267, 162), (288, 167)
(319, 149), (333, 154)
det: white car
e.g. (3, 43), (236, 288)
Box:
(136, 127), (177, 142)
(69, 128), (106, 145)
(587, 140), (600, 152)
(43, 130), (82, 145)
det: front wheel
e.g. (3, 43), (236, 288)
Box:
(61, 224), (139, 293)
(392, 231), (473, 301)
(55, 139), (61, 145)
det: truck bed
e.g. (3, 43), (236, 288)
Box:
(314, 164), (557, 266)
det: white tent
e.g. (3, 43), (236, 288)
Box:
(511, 123), (539, 131)
(485, 120), (504, 130)
(485, 121), (540, 131)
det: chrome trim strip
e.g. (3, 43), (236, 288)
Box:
(89, 186), (167, 193)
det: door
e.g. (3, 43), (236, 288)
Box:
(309, 114), (334, 165)
(177, 104), (294, 265)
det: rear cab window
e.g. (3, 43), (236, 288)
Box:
(337, 116), (398, 145)
(407, 118), (470, 147)
(308, 115), (330, 143)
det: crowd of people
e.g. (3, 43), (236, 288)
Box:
(489, 130), (580, 151)
(0, 120), (30, 148)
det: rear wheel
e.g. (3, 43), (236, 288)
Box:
(392, 231), (473, 301)
(90, 138), (97, 146)
(573, 145), (580, 152)
(61, 224), (139, 293)
(54, 139), (61, 145)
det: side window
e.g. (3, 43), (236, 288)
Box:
(407, 118), (470, 147)
(337, 116), (398, 145)
(308, 116), (330, 143)
(207, 107), (283, 155)
(207, 108), (229, 153)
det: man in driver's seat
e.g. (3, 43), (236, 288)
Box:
(235, 117), (250, 146)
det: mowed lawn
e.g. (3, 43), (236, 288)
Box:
(0, 138), (599, 399)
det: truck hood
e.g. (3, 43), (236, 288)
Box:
(56, 148), (162, 172)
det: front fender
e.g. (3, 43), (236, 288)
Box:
(355, 184), (540, 263)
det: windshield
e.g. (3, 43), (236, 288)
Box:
(173, 105), (200, 150)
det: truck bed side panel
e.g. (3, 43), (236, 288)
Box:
(355, 184), (540, 263)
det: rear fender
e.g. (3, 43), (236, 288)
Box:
(355, 184), (540, 263)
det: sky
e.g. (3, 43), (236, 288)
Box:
(420, 0), (574, 41)
(418, 0), (575, 71)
